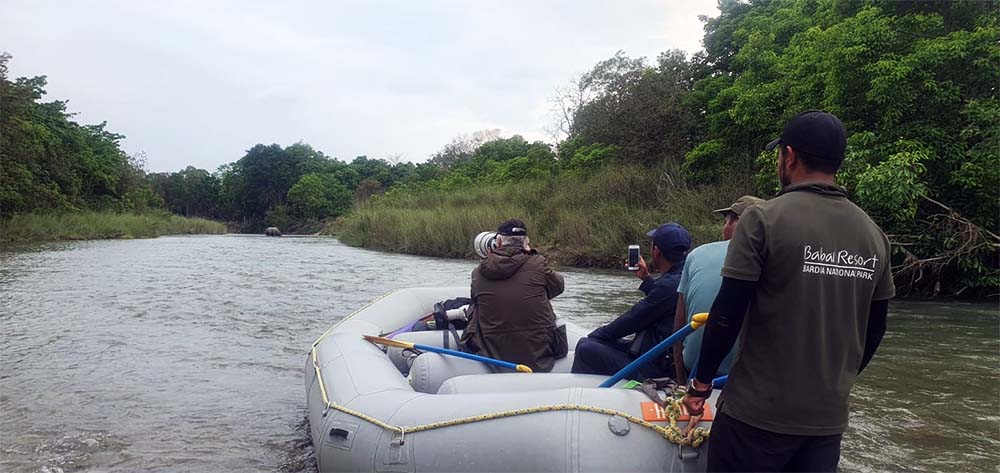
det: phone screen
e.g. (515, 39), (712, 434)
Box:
(627, 245), (640, 269)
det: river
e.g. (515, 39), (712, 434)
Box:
(0, 235), (996, 472)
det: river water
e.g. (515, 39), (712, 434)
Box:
(0, 235), (996, 472)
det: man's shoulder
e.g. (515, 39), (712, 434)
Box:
(689, 240), (730, 260)
(652, 268), (683, 290)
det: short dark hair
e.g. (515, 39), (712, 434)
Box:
(789, 148), (841, 174)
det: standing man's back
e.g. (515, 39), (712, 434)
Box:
(682, 110), (895, 472)
(721, 183), (893, 434)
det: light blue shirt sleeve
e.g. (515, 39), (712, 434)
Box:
(678, 263), (691, 296)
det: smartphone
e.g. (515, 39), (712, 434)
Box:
(627, 244), (640, 271)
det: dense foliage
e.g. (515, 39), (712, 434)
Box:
(682, 0), (999, 295)
(0, 53), (160, 216)
(160, 145), (426, 232)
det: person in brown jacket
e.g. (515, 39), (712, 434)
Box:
(460, 218), (567, 372)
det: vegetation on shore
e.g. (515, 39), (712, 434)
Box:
(332, 165), (751, 267)
(2, 1), (996, 296)
(0, 211), (225, 243)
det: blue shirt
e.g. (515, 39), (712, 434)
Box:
(678, 241), (738, 375)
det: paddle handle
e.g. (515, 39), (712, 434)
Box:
(413, 343), (532, 373)
(599, 324), (695, 387)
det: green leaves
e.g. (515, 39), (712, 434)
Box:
(287, 173), (352, 221)
(685, 0), (999, 295)
(854, 144), (929, 222)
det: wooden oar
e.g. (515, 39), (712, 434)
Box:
(363, 335), (533, 373)
(599, 312), (708, 387)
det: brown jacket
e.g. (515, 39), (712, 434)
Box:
(460, 246), (566, 372)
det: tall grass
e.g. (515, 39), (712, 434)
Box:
(332, 165), (755, 267)
(0, 211), (226, 242)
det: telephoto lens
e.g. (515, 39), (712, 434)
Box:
(473, 231), (498, 258)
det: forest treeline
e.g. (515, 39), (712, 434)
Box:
(1, 0), (996, 296)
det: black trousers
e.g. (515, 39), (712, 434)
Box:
(707, 411), (843, 473)
(571, 337), (668, 379)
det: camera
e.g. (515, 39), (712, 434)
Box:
(473, 231), (499, 258)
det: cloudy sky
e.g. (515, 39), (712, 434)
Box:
(2, 1), (719, 172)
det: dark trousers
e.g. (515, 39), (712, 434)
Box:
(571, 337), (667, 379)
(707, 411), (843, 473)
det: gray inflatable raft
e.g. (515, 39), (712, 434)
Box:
(306, 287), (717, 472)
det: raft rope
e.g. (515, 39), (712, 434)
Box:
(309, 346), (710, 448)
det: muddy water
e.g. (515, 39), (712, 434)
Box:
(1, 235), (996, 472)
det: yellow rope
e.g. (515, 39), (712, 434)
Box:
(322, 394), (710, 447)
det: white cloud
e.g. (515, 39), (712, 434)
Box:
(0, 0), (718, 171)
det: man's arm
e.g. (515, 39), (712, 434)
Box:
(694, 277), (755, 385)
(542, 260), (565, 300)
(858, 299), (888, 374)
(673, 294), (688, 384)
(589, 283), (678, 341)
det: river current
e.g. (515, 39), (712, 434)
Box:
(1, 235), (997, 472)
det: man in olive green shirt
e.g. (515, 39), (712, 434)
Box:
(682, 110), (895, 472)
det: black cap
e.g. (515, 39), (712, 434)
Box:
(497, 218), (528, 236)
(764, 110), (847, 165)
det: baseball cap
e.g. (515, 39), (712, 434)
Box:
(497, 218), (528, 236)
(714, 195), (765, 217)
(764, 110), (847, 165)
(645, 222), (691, 260)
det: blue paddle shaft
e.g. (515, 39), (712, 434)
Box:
(412, 342), (522, 371)
(599, 324), (696, 387)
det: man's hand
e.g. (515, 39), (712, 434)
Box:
(680, 378), (711, 433)
(628, 255), (649, 280)
(681, 392), (706, 417)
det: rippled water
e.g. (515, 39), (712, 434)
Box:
(0, 235), (997, 472)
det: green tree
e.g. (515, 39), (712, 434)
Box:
(0, 53), (158, 216)
(686, 0), (999, 295)
(287, 173), (353, 220)
(568, 50), (700, 165)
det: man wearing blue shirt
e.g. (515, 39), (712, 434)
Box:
(673, 196), (763, 383)
(572, 222), (691, 379)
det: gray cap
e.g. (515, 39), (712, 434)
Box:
(714, 195), (764, 217)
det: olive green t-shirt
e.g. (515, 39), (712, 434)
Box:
(721, 181), (895, 436)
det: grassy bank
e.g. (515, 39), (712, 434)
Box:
(330, 165), (753, 267)
(0, 211), (226, 242)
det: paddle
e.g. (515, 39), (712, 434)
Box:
(362, 335), (533, 373)
(599, 312), (708, 387)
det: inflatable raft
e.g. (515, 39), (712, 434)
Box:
(306, 287), (717, 472)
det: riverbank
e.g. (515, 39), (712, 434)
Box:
(328, 165), (753, 267)
(0, 211), (226, 242)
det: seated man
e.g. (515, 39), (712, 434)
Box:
(673, 195), (763, 383)
(572, 222), (691, 379)
(460, 219), (567, 372)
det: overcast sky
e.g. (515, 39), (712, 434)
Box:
(2, 0), (719, 172)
